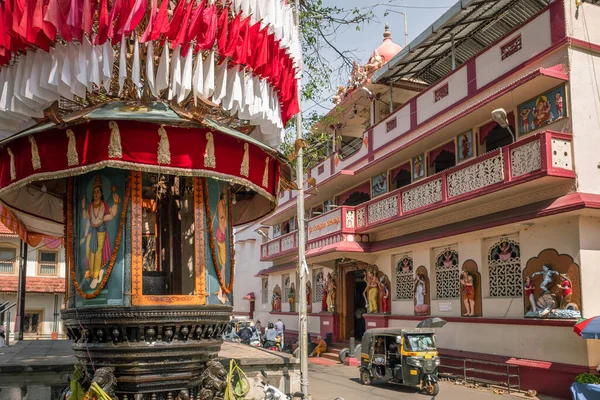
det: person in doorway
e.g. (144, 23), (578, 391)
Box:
(274, 318), (285, 349)
(310, 336), (328, 357)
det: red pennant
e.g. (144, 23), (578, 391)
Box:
(150, 0), (169, 41)
(245, 21), (260, 69)
(122, 0), (146, 36)
(173, 0), (194, 47)
(107, 0), (123, 42)
(81, 0), (95, 37)
(166, 0), (186, 40)
(186, 0), (205, 42)
(223, 12), (241, 57)
(139, 0), (156, 42)
(94, 0), (108, 44)
(216, 6), (228, 55)
(44, 0), (72, 41)
(33, 0), (56, 41)
(231, 16), (250, 65)
(67, 0), (84, 42)
(195, 2), (216, 51)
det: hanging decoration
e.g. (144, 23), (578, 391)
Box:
(0, 0), (301, 143)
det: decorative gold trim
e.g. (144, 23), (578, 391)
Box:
(194, 177), (208, 302)
(29, 137), (41, 170)
(131, 171), (143, 304)
(66, 129), (79, 166)
(108, 121), (123, 159)
(204, 132), (216, 168)
(157, 126), (171, 165)
(7, 148), (15, 181)
(240, 143), (249, 177)
(262, 156), (270, 187)
(0, 159), (277, 205)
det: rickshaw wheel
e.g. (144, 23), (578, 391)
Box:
(360, 370), (371, 385)
(424, 382), (439, 396)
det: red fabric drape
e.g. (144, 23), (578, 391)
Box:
(195, 2), (216, 51)
(429, 141), (456, 166)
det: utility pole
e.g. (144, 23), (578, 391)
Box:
(293, 0), (309, 397)
(15, 240), (28, 341)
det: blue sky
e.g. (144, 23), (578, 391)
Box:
(303, 0), (457, 115)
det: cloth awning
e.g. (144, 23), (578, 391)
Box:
(242, 292), (255, 301)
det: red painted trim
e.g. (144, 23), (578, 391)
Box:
(571, 37), (600, 53)
(368, 128), (374, 154)
(466, 59), (477, 96)
(369, 192), (600, 253)
(550, 0), (567, 45)
(502, 146), (511, 182)
(438, 348), (588, 374)
(386, 314), (577, 327)
(409, 98), (417, 130)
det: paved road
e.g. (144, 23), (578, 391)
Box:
(308, 362), (518, 400)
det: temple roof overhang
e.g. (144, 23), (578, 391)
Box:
(374, 0), (551, 85)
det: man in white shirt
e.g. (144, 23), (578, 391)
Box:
(274, 319), (285, 349)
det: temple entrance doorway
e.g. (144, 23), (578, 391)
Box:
(340, 261), (369, 341)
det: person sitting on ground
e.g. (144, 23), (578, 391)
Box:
(222, 324), (239, 342)
(263, 322), (280, 348)
(255, 320), (263, 335)
(309, 336), (328, 357)
(238, 323), (253, 344)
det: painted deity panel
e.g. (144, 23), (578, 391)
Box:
(412, 154), (425, 180)
(456, 130), (474, 161)
(518, 84), (567, 134)
(371, 173), (387, 198)
(205, 179), (232, 305)
(75, 169), (127, 306)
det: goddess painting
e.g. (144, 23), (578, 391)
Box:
(214, 185), (229, 304)
(79, 174), (121, 290)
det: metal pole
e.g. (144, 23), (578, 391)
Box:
(15, 240), (28, 341)
(389, 83), (393, 114)
(402, 12), (408, 47)
(293, 0), (309, 397)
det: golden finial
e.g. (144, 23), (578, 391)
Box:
(383, 23), (391, 39)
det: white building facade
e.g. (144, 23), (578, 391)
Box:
(234, 1), (600, 398)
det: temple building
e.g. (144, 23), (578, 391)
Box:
(0, 222), (65, 339)
(233, 1), (600, 398)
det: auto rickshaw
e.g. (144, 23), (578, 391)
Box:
(359, 327), (441, 396)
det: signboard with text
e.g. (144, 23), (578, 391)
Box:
(307, 209), (342, 241)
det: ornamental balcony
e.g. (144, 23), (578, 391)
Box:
(260, 130), (575, 262)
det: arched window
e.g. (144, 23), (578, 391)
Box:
(395, 254), (414, 300)
(434, 248), (459, 299)
(314, 270), (324, 302)
(261, 278), (269, 304)
(488, 238), (522, 297)
(485, 125), (514, 152)
(433, 150), (456, 173)
(391, 169), (411, 190)
(342, 191), (370, 206)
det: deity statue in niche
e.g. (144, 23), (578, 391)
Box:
(413, 269), (430, 316)
(326, 273), (337, 312)
(321, 273), (328, 312)
(363, 267), (380, 313)
(378, 274), (391, 314)
(524, 276), (537, 313)
(460, 271), (475, 317)
(272, 285), (282, 312)
(524, 249), (581, 319)
(306, 282), (312, 313)
(288, 282), (295, 313)
(79, 174), (121, 290)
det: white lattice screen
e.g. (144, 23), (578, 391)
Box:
(313, 269), (324, 302)
(395, 254), (414, 300)
(487, 237), (522, 297)
(434, 247), (459, 299)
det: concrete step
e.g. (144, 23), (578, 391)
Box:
(319, 352), (341, 363)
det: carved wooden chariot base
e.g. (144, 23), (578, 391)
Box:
(0, 110), (289, 399)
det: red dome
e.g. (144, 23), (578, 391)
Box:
(375, 24), (403, 64)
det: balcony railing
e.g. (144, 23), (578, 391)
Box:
(261, 131), (574, 261)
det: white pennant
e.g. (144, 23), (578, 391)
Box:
(192, 51), (204, 105)
(202, 50), (215, 99)
(155, 42), (170, 94)
(132, 35), (141, 96)
(146, 41), (158, 97)
(169, 45), (182, 100)
(212, 59), (228, 105)
(178, 47), (193, 103)
(102, 41), (115, 92)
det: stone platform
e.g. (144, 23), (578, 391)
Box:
(0, 341), (299, 400)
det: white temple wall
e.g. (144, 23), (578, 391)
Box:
(577, 216), (600, 317)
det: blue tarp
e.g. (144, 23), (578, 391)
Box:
(570, 383), (600, 399)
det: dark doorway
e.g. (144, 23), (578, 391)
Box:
(391, 169), (411, 190)
(353, 270), (367, 341)
(433, 150), (456, 173)
(485, 124), (514, 152)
